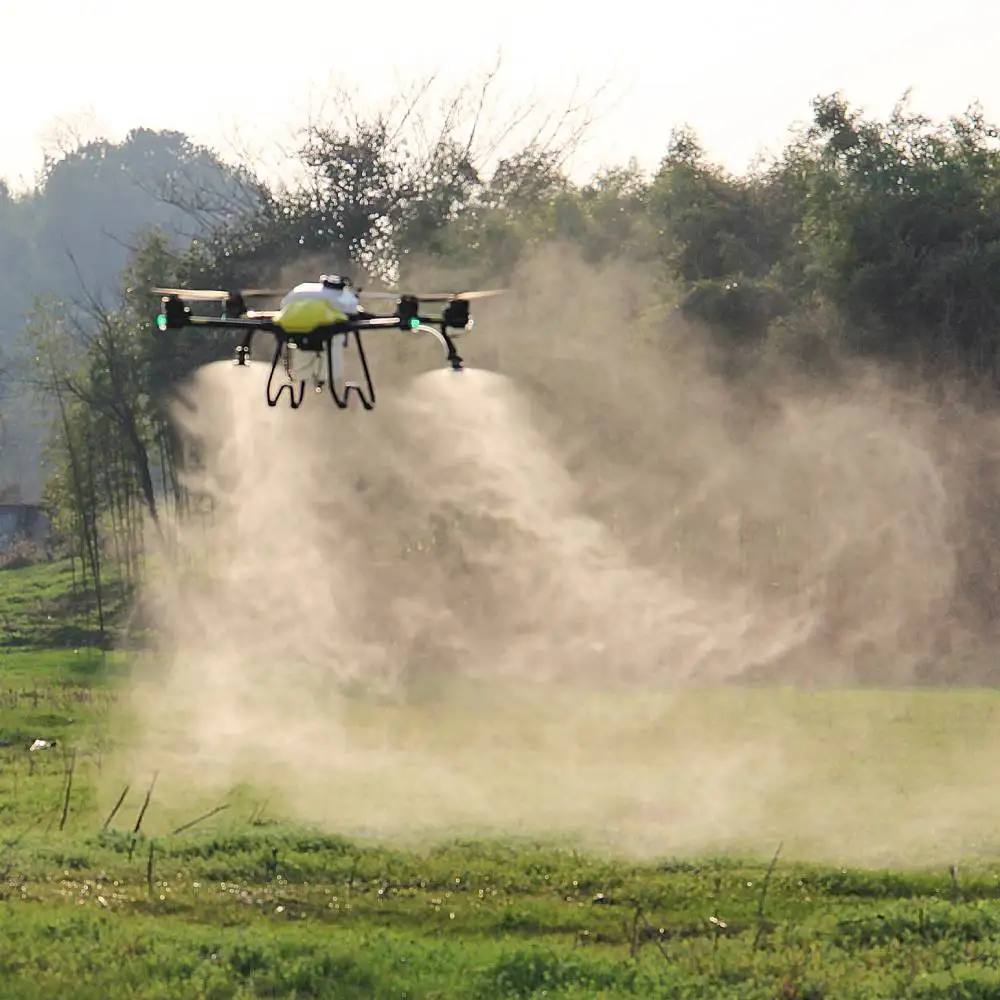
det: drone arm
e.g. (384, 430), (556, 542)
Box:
(174, 316), (280, 331)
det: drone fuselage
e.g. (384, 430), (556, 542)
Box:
(281, 331), (338, 353)
(281, 278), (361, 313)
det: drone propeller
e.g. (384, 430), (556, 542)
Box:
(432, 289), (506, 302)
(152, 286), (285, 300)
(359, 288), (506, 303)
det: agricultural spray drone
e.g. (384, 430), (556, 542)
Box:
(152, 275), (505, 410)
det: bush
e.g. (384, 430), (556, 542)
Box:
(0, 538), (44, 570)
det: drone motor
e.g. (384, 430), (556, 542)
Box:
(443, 298), (471, 330)
(395, 294), (420, 328)
(159, 295), (190, 329)
(223, 292), (248, 318)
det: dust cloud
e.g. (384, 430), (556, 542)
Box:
(120, 244), (1000, 865)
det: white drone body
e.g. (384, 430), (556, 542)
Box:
(280, 275), (362, 316)
(279, 276), (363, 383)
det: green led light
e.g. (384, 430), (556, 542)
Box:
(409, 317), (420, 329)
(156, 314), (167, 331)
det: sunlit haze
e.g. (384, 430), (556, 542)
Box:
(5, 0), (998, 188)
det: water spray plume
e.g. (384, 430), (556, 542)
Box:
(122, 244), (1000, 866)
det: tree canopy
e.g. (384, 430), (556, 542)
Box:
(5, 83), (1000, 640)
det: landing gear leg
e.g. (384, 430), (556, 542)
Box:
(265, 338), (305, 408)
(325, 332), (376, 410)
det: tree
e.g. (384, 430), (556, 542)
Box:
(796, 92), (1000, 369)
(647, 127), (794, 347)
(174, 67), (610, 289)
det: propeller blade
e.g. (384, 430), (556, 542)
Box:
(453, 289), (506, 301)
(410, 289), (507, 302)
(358, 288), (506, 302)
(152, 286), (286, 300)
(153, 287), (229, 300)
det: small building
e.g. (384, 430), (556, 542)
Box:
(0, 502), (50, 551)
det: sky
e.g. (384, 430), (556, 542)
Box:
(3, 0), (999, 190)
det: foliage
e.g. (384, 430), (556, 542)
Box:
(5, 82), (1000, 633)
(787, 94), (1000, 365)
(0, 127), (259, 505)
(0, 559), (126, 649)
(0, 539), (44, 571)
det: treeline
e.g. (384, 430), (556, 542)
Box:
(12, 82), (1000, 641)
(0, 126), (255, 501)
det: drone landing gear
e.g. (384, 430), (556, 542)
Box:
(265, 340), (306, 409)
(262, 333), (377, 410)
(326, 331), (376, 410)
(257, 321), (464, 411)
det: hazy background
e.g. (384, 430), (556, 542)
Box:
(4, 0), (998, 190)
(3, 0), (998, 499)
(6, 0), (1000, 866)
(109, 244), (1000, 867)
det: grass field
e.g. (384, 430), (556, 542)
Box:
(4, 559), (1000, 997)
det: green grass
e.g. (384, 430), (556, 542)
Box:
(4, 561), (1000, 996)
(5, 823), (1000, 998)
(0, 557), (129, 649)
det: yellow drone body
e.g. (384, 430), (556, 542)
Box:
(274, 297), (349, 334)
(273, 280), (359, 333)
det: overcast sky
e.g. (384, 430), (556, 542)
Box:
(4, 0), (998, 189)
